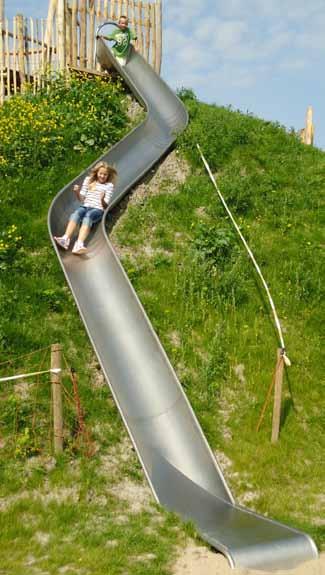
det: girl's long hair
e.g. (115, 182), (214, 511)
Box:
(88, 161), (117, 188)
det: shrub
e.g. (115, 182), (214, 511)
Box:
(0, 73), (129, 176)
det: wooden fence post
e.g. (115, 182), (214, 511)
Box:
(51, 343), (63, 454)
(44, 0), (57, 67)
(137, 0), (143, 57)
(57, 0), (66, 70)
(88, 0), (95, 69)
(0, 0), (4, 68)
(271, 349), (284, 443)
(79, 0), (87, 67)
(305, 106), (314, 146)
(16, 14), (26, 89)
(155, 0), (162, 74)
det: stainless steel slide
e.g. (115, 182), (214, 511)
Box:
(48, 36), (318, 571)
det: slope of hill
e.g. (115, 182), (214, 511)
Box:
(0, 82), (324, 574)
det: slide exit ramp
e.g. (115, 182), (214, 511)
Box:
(48, 35), (318, 571)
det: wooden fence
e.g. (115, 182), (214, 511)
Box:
(0, 0), (162, 103)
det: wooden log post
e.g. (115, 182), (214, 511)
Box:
(305, 106), (314, 146)
(130, 0), (137, 50)
(4, 18), (10, 95)
(79, 0), (87, 68)
(0, 15), (3, 103)
(71, 0), (78, 66)
(65, 3), (72, 66)
(44, 0), (58, 67)
(51, 343), (63, 454)
(117, 0), (122, 19)
(16, 14), (26, 89)
(88, 0), (95, 69)
(144, 3), (150, 63)
(155, 0), (162, 74)
(150, 2), (156, 70)
(110, 0), (116, 20)
(57, 0), (66, 71)
(103, 0), (109, 19)
(137, 0), (143, 57)
(271, 349), (285, 443)
(0, 0), (4, 68)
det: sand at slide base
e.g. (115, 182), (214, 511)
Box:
(172, 545), (325, 575)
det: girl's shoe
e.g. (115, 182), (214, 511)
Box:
(72, 240), (87, 255)
(54, 236), (70, 250)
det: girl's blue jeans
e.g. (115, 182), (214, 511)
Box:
(69, 206), (104, 228)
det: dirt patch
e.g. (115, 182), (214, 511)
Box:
(109, 478), (153, 514)
(172, 544), (325, 575)
(100, 434), (136, 478)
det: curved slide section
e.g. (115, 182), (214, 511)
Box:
(48, 38), (317, 571)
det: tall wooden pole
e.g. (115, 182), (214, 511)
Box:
(155, 0), (162, 74)
(44, 0), (58, 57)
(17, 14), (26, 89)
(51, 343), (63, 454)
(0, 0), (4, 23)
(271, 349), (285, 443)
(0, 0), (5, 68)
(79, 0), (87, 68)
(305, 106), (314, 146)
(57, 0), (66, 70)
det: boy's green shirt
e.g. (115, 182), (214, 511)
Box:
(106, 27), (137, 57)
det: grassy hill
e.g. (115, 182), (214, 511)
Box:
(0, 80), (324, 574)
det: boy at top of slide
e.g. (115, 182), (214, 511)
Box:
(103, 15), (137, 66)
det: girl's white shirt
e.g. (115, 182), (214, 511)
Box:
(80, 176), (114, 210)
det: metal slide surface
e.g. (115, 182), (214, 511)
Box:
(48, 37), (318, 571)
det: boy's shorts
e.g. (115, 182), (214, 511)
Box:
(70, 206), (104, 228)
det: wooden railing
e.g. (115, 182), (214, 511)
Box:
(0, 0), (162, 102)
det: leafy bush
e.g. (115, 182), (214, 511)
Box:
(194, 223), (238, 269)
(0, 73), (129, 176)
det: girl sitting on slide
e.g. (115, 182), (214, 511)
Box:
(54, 161), (117, 255)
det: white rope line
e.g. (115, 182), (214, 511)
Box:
(197, 144), (291, 367)
(0, 368), (62, 383)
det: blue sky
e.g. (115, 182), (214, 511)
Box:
(6, 0), (325, 150)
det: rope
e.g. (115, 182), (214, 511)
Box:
(0, 368), (61, 383)
(197, 144), (291, 367)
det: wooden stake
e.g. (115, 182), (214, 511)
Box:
(0, 0), (4, 68)
(271, 349), (284, 443)
(79, 0), (87, 67)
(103, 0), (109, 19)
(88, 0), (95, 68)
(71, 0), (78, 66)
(13, 16), (17, 94)
(305, 106), (314, 146)
(0, 16), (3, 103)
(5, 17), (9, 95)
(51, 344), (63, 454)
(155, 0), (162, 74)
(144, 2), (149, 62)
(137, 0), (143, 56)
(16, 14), (26, 89)
(150, 2), (155, 69)
(65, 3), (72, 66)
(44, 0), (57, 63)
(57, 0), (66, 70)
(110, 0), (115, 20)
